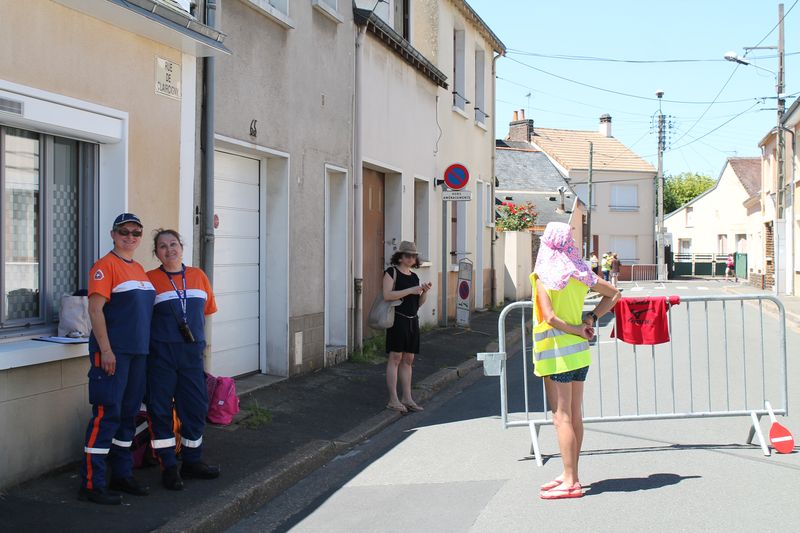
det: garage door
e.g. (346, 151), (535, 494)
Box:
(212, 150), (261, 377)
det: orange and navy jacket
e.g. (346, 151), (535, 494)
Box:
(147, 265), (217, 344)
(88, 252), (156, 355)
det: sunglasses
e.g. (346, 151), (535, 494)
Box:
(116, 228), (143, 237)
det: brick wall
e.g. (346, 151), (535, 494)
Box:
(507, 119), (534, 143)
(749, 272), (766, 289)
(764, 223), (775, 289)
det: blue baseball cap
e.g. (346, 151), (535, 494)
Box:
(112, 212), (143, 229)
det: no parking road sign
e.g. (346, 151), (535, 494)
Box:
(443, 163), (469, 190)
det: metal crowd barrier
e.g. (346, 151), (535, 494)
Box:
(630, 264), (658, 282)
(477, 294), (789, 466)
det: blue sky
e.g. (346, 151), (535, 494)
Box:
(469, 0), (799, 178)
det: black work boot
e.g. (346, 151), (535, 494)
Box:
(78, 486), (122, 505)
(108, 476), (150, 496)
(162, 466), (184, 491)
(180, 461), (220, 480)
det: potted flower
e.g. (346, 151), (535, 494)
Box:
(496, 201), (537, 232)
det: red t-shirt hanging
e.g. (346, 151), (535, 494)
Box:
(611, 296), (680, 345)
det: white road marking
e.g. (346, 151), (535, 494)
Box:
(698, 286), (709, 291)
(676, 286), (689, 290)
(630, 287), (644, 292)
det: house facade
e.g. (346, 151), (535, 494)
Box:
(0, 0), (504, 489)
(208, 0), (355, 378)
(754, 100), (800, 294)
(663, 158), (761, 280)
(0, 0), (226, 488)
(353, 0), (504, 335)
(504, 112), (656, 269)
(784, 100), (800, 294)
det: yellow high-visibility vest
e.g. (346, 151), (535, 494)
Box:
(530, 274), (591, 377)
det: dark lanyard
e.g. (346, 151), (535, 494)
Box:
(161, 265), (188, 322)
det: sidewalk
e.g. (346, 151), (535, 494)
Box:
(0, 310), (520, 533)
(721, 283), (800, 329)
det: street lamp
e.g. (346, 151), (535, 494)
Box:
(724, 5), (787, 294)
(724, 51), (777, 76)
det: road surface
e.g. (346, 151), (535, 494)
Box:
(229, 282), (799, 533)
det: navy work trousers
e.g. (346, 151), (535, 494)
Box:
(81, 352), (147, 489)
(147, 341), (207, 468)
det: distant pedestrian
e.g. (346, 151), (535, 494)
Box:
(383, 242), (432, 414)
(530, 223), (620, 500)
(590, 253), (599, 275)
(610, 253), (621, 288)
(725, 253), (736, 282)
(601, 252), (612, 282)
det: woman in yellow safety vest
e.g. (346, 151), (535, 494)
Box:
(530, 222), (620, 500)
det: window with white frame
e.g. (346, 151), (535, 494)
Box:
(735, 233), (747, 253)
(452, 29), (467, 111)
(474, 48), (486, 124)
(717, 234), (728, 254)
(1, 126), (97, 334)
(414, 179), (429, 261)
(610, 183), (638, 211)
(484, 182), (493, 225)
(393, 0), (410, 40)
(685, 206), (694, 227)
(609, 235), (637, 262)
(269, 0), (288, 15)
(678, 238), (692, 255)
(312, 0), (343, 23)
(573, 184), (596, 209)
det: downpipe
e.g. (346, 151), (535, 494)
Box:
(353, 24), (366, 350)
(200, 0), (217, 283)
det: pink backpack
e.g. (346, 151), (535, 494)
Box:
(205, 373), (240, 425)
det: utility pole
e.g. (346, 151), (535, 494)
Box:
(656, 90), (666, 281)
(777, 2), (786, 220)
(585, 141), (593, 259)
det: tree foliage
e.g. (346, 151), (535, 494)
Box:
(663, 172), (716, 214)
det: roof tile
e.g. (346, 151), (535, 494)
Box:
(532, 128), (655, 173)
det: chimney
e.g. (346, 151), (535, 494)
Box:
(507, 109), (534, 143)
(599, 114), (612, 137)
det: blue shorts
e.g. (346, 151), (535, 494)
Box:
(549, 366), (590, 383)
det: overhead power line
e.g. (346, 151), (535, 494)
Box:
(671, 65), (741, 145)
(669, 101), (762, 152)
(746, 0), (798, 54)
(506, 49), (800, 63)
(506, 56), (760, 105)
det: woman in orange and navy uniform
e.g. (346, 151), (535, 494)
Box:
(79, 213), (155, 505)
(147, 229), (220, 490)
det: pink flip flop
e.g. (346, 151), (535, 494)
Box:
(539, 478), (563, 491)
(540, 483), (583, 500)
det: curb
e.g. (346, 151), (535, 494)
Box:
(721, 286), (800, 330)
(157, 322), (524, 533)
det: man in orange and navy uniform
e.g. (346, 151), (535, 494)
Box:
(79, 213), (155, 505)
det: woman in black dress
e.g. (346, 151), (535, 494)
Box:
(383, 241), (432, 413)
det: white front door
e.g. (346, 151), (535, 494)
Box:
(211, 150), (261, 377)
